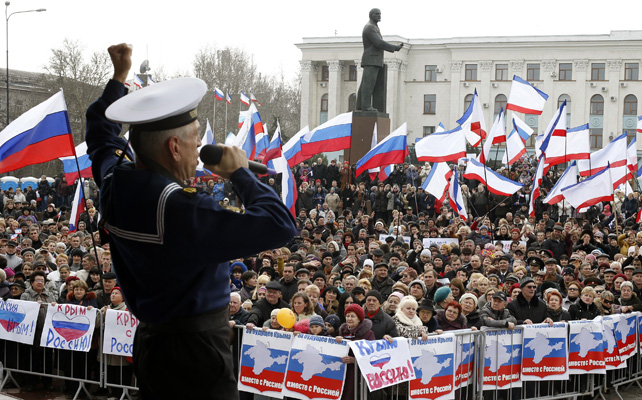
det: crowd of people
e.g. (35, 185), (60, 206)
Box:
(227, 155), (642, 399)
(1, 154), (641, 397)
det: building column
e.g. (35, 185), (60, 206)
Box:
(354, 60), (363, 89)
(327, 60), (344, 119)
(385, 59), (402, 129)
(299, 60), (318, 129)
(607, 59), (622, 140)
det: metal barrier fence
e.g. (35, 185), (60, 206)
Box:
(2, 321), (642, 399)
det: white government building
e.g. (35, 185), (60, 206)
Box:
(296, 30), (642, 158)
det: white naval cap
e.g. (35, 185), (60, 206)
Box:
(106, 77), (208, 132)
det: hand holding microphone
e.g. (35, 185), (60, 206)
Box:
(200, 144), (268, 178)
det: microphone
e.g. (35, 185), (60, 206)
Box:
(199, 144), (268, 175)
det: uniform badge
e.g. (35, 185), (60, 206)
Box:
(219, 201), (244, 214)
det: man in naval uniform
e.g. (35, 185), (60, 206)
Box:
(85, 43), (297, 399)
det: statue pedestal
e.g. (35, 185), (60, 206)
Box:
(345, 111), (390, 166)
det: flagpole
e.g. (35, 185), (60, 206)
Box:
(224, 97), (228, 139)
(212, 94), (216, 143)
(71, 154), (100, 263)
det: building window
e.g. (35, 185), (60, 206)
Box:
(423, 126), (436, 137)
(494, 94), (507, 116)
(348, 65), (357, 81)
(348, 93), (357, 112)
(625, 63), (639, 81)
(558, 94), (571, 127)
(495, 64), (509, 81)
(321, 65), (329, 81)
(464, 94), (473, 111)
(425, 65), (437, 82)
(589, 129), (603, 149)
(591, 63), (606, 81)
(559, 63), (572, 81)
(424, 94), (436, 114)
(624, 94), (638, 115)
(527, 63), (540, 81)
(590, 94), (604, 115)
(320, 94), (328, 112)
(465, 64), (477, 81)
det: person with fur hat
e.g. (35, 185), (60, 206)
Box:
(393, 296), (429, 340)
(336, 303), (376, 400)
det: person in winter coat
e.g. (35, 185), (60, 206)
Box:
(568, 286), (600, 320)
(393, 296), (429, 340)
(435, 301), (468, 331)
(101, 286), (133, 398)
(544, 289), (571, 322)
(479, 291), (517, 329)
(507, 277), (554, 325)
(616, 281), (642, 313)
(336, 303), (377, 400)
(65, 280), (98, 308)
(459, 293), (481, 329)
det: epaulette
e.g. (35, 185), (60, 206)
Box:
(181, 187), (198, 196)
(115, 149), (132, 162)
(219, 201), (245, 214)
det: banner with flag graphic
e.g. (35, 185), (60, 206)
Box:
(0, 91), (75, 173)
(214, 87), (224, 101)
(457, 89), (487, 147)
(356, 123), (408, 177)
(69, 180), (86, 232)
(59, 142), (93, 184)
(506, 75), (549, 115)
(416, 126), (467, 163)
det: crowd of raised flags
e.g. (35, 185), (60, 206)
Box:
(1, 74), (642, 231)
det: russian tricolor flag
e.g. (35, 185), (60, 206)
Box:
(415, 126), (467, 163)
(214, 87), (224, 101)
(59, 142), (93, 184)
(463, 158), (524, 196)
(69, 180), (86, 232)
(379, 164), (394, 182)
(448, 169), (468, 220)
(234, 104), (264, 160)
(562, 164), (614, 210)
(240, 91), (250, 106)
(265, 123), (297, 217)
(300, 112), (352, 158)
(506, 75), (549, 115)
(356, 123), (408, 177)
(0, 91), (75, 173)
(457, 89), (487, 147)
(543, 161), (578, 205)
(283, 126), (310, 168)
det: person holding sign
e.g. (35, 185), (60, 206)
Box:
(85, 44), (297, 399)
(336, 304), (375, 400)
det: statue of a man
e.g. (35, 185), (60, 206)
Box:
(356, 8), (403, 112)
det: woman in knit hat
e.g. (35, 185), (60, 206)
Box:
(337, 303), (375, 400)
(382, 292), (403, 316)
(393, 296), (429, 340)
(433, 286), (453, 310)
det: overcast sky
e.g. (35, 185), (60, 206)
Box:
(7, 0), (642, 82)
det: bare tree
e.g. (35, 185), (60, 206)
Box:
(43, 38), (111, 145)
(193, 46), (300, 146)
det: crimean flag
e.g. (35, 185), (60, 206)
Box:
(240, 91), (250, 106)
(506, 75), (549, 115)
(415, 126), (467, 163)
(0, 91), (75, 173)
(457, 89), (487, 147)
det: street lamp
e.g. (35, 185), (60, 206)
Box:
(5, 1), (45, 125)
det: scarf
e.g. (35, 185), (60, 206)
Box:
(395, 310), (423, 327)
